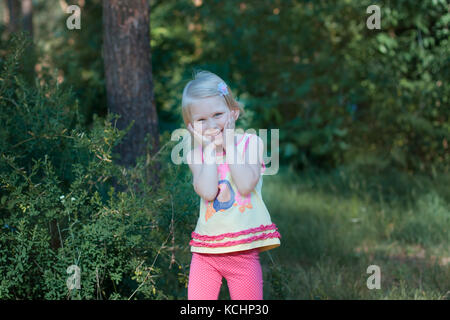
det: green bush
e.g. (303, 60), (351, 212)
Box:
(150, 0), (449, 173)
(18, 1), (448, 174)
(0, 36), (197, 299)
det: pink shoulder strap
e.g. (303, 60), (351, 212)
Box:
(242, 133), (253, 154)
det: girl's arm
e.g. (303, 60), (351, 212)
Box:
(227, 134), (264, 196)
(186, 146), (219, 202)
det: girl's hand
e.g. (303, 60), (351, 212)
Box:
(187, 123), (217, 163)
(222, 112), (236, 151)
(187, 122), (213, 147)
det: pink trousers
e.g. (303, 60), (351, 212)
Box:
(187, 248), (263, 300)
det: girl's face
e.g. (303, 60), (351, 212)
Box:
(189, 96), (238, 138)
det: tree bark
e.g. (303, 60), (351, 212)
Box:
(21, 0), (33, 38)
(6, 0), (21, 34)
(102, 0), (160, 187)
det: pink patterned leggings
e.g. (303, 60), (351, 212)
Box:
(188, 248), (263, 300)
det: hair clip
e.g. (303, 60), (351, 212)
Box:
(217, 81), (229, 96)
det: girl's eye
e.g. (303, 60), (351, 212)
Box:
(197, 113), (222, 121)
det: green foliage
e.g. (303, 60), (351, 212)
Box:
(0, 37), (197, 299)
(9, 0), (445, 173)
(149, 0), (449, 173)
(0, 0), (448, 300)
(262, 165), (450, 299)
(32, 0), (106, 128)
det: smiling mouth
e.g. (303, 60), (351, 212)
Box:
(207, 129), (223, 137)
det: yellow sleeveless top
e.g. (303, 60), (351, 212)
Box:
(190, 133), (281, 254)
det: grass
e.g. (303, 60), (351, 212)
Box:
(250, 165), (450, 300)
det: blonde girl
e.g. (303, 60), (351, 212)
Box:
(182, 70), (281, 300)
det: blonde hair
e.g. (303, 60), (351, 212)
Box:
(181, 70), (245, 127)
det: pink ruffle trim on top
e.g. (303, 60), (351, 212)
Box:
(190, 223), (281, 248)
(191, 223), (278, 241)
(189, 231), (281, 248)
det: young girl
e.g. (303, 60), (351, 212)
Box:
(182, 70), (281, 300)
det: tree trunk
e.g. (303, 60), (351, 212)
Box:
(5, 0), (35, 83)
(6, 0), (21, 34)
(21, 0), (33, 38)
(102, 0), (160, 188)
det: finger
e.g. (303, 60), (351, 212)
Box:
(188, 123), (200, 136)
(188, 124), (205, 145)
(192, 122), (200, 134)
(228, 114), (234, 130)
(187, 123), (194, 134)
(188, 124), (199, 139)
(229, 113), (235, 129)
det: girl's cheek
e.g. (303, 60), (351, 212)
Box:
(193, 121), (205, 134)
(220, 118), (228, 128)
